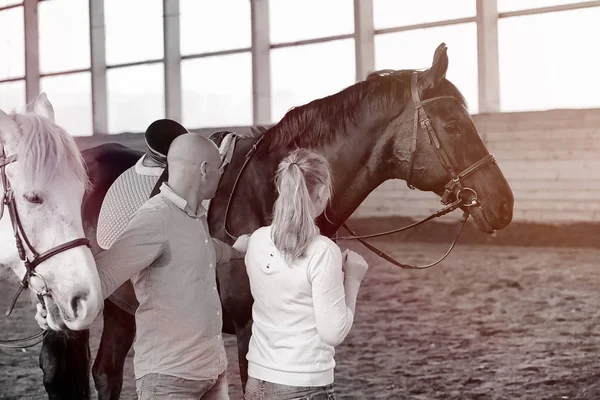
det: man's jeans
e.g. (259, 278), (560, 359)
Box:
(136, 371), (229, 400)
(244, 377), (336, 400)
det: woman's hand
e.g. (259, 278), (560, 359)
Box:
(342, 249), (369, 282)
(232, 234), (251, 258)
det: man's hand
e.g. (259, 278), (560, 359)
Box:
(35, 303), (49, 331)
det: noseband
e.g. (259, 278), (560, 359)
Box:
(0, 147), (91, 348)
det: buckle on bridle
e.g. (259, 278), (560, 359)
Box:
(441, 179), (460, 205)
(441, 190), (453, 205)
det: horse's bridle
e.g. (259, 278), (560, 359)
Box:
(0, 146), (91, 348)
(404, 72), (496, 203)
(327, 71), (497, 269)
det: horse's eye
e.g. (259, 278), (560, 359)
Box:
(23, 192), (44, 204)
(445, 124), (460, 136)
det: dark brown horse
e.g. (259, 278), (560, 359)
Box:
(38, 43), (513, 399)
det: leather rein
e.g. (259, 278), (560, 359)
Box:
(0, 147), (91, 349)
(222, 71), (496, 270)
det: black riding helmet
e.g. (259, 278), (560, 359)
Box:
(144, 118), (189, 164)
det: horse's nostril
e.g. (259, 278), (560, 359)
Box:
(500, 200), (513, 222)
(69, 292), (88, 319)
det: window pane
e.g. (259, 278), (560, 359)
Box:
(374, 0), (475, 30)
(499, 8), (600, 111)
(375, 23), (479, 114)
(269, 0), (354, 44)
(39, 0), (90, 74)
(104, 0), (163, 65)
(107, 64), (165, 134)
(182, 53), (252, 128)
(498, 0), (597, 12)
(0, 80), (25, 113)
(0, 6), (24, 79)
(40, 72), (93, 136)
(271, 39), (356, 122)
(180, 0), (251, 55)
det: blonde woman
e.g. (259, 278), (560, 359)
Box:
(243, 148), (369, 400)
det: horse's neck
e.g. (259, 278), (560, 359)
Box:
(317, 111), (413, 235)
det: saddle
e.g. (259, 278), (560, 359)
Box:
(96, 121), (241, 250)
(96, 119), (184, 250)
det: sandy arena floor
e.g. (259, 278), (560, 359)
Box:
(1, 240), (600, 399)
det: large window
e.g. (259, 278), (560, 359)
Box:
(37, 0), (92, 136)
(181, 53), (252, 128)
(104, 0), (163, 65)
(0, 80), (25, 113)
(498, 7), (600, 111)
(0, 6), (24, 80)
(40, 73), (93, 136)
(375, 23), (479, 114)
(373, 0), (475, 30)
(271, 39), (356, 122)
(269, 0), (354, 44)
(498, 0), (598, 12)
(180, 0), (251, 55)
(39, 0), (90, 74)
(107, 64), (165, 134)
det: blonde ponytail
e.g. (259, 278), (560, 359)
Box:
(271, 149), (332, 265)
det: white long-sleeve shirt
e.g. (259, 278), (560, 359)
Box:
(245, 226), (354, 387)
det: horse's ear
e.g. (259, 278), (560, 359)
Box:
(418, 42), (449, 91)
(0, 108), (19, 143)
(34, 92), (55, 121)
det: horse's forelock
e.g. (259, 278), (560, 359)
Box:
(13, 113), (90, 192)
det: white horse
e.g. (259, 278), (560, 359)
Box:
(0, 93), (102, 331)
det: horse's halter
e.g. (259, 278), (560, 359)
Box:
(0, 146), (91, 347)
(405, 71), (496, 204)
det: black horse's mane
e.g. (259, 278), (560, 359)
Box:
(259, 70), (413, 151)
(257, 69), (467, 152)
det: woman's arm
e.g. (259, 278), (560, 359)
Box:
(307, 246), (356, 347)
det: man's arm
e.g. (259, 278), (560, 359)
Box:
(96, 207), (167, 299)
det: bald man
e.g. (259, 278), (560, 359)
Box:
(91, 133), (245, 399)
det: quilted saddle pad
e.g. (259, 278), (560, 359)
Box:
(96, 156), (163, 250)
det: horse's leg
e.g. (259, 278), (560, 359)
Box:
(234, 318), (253, 390)
(92, 299), (136, 400)
(39, 329), (91, 400)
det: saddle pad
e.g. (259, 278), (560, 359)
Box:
(97, 160), (163, 250)
(96, 132), (240, 251)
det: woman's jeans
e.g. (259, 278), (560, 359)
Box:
(244, 377), (336, 400)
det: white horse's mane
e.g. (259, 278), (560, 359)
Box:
(11, 112), (89, 191)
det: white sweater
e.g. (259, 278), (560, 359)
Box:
(245, 226), (354, 387)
